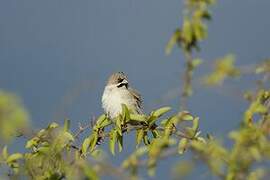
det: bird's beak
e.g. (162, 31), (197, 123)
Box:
(122, 79), (128, 85)
(117, 79), (128, 88)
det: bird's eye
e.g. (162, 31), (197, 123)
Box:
(117, 78), (123, 83)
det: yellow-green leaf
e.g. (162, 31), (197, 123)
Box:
(182, 19), (193, 44)
(117, 134), (123, 152)
(143, 134), (150, 145)
(63, 119), (70, 132)
(165, 29), (181, 55)
(82, 137), (91, 154)
(178, 138), (188, 154)
(136, 129), (144, 147)
(192, 117), (199, 132)
(48, 122), (59, 129)
(121, 104), (130, 122)
(181, 113), (193, 121)
(192, 58), (203, 68)
(130, 114), (147, 122)
(152, 106), (171, 118)
(25, 137), (39, 149)
(37, 146), (50, 154)
(109, 130), (117, 155)
(6, 153), (23, 163)
(96, 114), (106, 126)
(90, 133), (98, 152)
(99, 118), (112, 128)
(151, 130), (159, 138)
(2, 146), (8, 159)
(63, 131), (74, 142)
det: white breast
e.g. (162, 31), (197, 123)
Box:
(102, 85), (139, 119)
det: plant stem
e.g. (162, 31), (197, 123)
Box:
(181, 50), (193, 111)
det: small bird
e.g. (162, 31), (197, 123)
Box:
(102, 72), (143, 119)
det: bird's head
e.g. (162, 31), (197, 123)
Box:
(107, 72), (129, 89)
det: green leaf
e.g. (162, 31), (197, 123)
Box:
(115, 118), (122, 136)
(115, 115), (121, 128)
(63, 119), (70, 132)
(192, 117), (199, 132)
(182, 19), (193, 44)
(178, 138), (188, 154)
(203, 54), (239, 86)
(193, 21), (207, 41)
(143, 134), (150, 145)
(48, 122), (59, 129)
(90, 133), (98, 152)
(82, 137), (91, 154)
(95, 114), (106, 126)
(0, 91), (30, 142)
(136, 129), (144, 147)
(121, 104), (130, 122)
(165, 29), (181, 55)
(117, 133), (123, 152)
(181, 112), (193, 121)
(37, 146), (50, 154)
(148, 116), (158, 126)
(6, 153), (23, 163)
(151, 130), (159, 138)
(191, 58), (203, 68)
(250, 147), (261, 161)
(130, 114), (147, 122)
(37, 129), (46, 137)
(254, 104), (267, 114)
(109, 130), (117, 155)
(2, 146), (8, 159)
(185, 127), (195, 137)
(99, 118), (112, 128)
(163, 115), (178, 127)
(152, 106), (171, 118)
(25, 137), (39, 149)
(63, 131), (75, 142)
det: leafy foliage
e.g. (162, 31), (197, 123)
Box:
(0, 90), (30, 142)
(203, 54), (240, 86)
(0, 88), (268, 179)
(166, 0), (216, 54)
(166, 0), (216, 109)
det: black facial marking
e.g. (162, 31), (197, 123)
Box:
(117, 82), (128, 88)
(117, 78), (124, 83)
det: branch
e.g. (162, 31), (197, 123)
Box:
(74, 116), (97, 139)
(74, 123), (91, 139)
(181, 50), (193, 111)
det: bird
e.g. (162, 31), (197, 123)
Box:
(102, 72), (143, 120)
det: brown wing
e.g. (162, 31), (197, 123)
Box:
(129, 88), (143, 110)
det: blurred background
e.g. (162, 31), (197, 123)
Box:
(0, 0), (270, 179)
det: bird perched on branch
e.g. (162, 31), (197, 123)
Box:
(102, 72), (143, 119)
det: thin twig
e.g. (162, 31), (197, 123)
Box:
(155, 126), (193, 140)
(181, 50), (193, 111)
(74, 123), (91, 139)
(74, 116), (97, 139)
